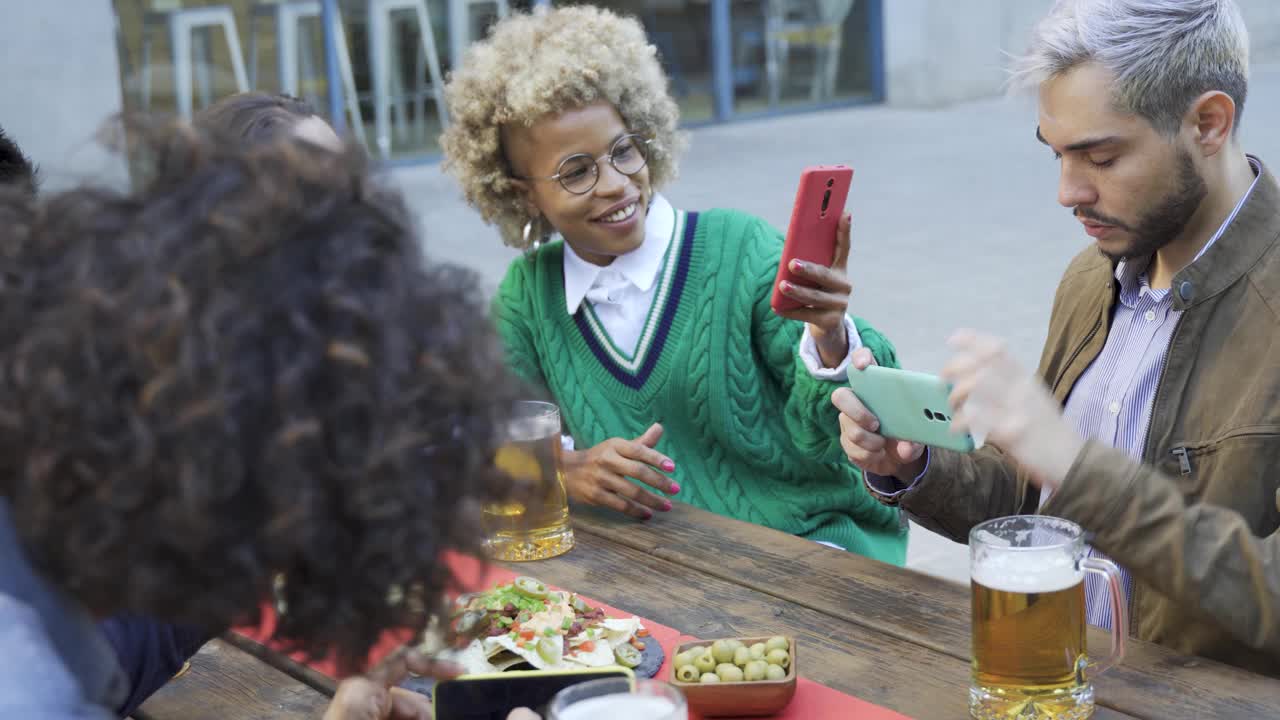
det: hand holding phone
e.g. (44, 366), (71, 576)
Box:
(844, 364), (976, 453)
(771, 166), (856, 365)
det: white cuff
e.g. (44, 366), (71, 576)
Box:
(560, 434), (576, 452)
(799, 315), (862, 380)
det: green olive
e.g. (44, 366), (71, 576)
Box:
(693, 651), (717, 674)
(676, 665), (700, 683)
(699, 673), (721, 684)
(765, 636), (789, 653)
(513, 576), (548, 599)
(766, 664), (787, 681)
(726, 639), (745, 652)
(536, 636), (562, 665)
(614, 643), (643, 669)
(716, 664), (745, 683)
(766, 649), (791, 668)
(744, 660), (768, 682)
(711, 639), (735, 664)
(733, 646), (751, 667)
(749, 643), (767, 660)
(673, 650), (695, 670)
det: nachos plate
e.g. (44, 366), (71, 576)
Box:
(438, 576), (662, 676)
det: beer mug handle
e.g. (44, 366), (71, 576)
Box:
(1082, 556), (1127, 675)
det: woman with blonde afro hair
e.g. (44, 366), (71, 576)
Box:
(441, 5), (907, 563)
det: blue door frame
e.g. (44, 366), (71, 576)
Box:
(320, 0), (885, 162)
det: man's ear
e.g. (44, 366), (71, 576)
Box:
(1186, 90), (1237, 157)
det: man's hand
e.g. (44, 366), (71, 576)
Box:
(941, 330), (1085, 491)
(776, 212), (854, 367)
(832, 347), (927, 479)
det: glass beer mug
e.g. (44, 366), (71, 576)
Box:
(484, 401), (575, 561)
(549, 678), (688, 720)
(969, 515), (1125, 720)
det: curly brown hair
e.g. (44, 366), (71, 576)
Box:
(440, 6), (685, 248)
(194, 91), (319, 144)
(0, 122), (516, 673)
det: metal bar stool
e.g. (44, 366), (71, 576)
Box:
(367, 0), (449, 159)
(248, 0), (366, 145)
(140, 3), (250, 119)
(447, 0), (509, 71)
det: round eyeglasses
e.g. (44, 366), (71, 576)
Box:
(515, 134), (652, 195)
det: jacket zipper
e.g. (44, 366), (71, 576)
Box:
(1167, 425), (1280, 476)
(1131, 312), (1186, 635)
(1171, 446), (1192, 476)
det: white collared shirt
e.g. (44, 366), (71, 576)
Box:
(561, 193), (861, 393)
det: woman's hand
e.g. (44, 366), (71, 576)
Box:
(775, 212), (853, 367)
(322, 648), (458, 720)
(562, 423), (679, 520)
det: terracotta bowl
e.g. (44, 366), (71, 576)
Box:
(668, 635), (797, 717)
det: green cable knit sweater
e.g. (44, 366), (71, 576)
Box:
(493, 208), (906, 565)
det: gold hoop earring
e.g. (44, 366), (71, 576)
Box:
(523, 217), (545, 260)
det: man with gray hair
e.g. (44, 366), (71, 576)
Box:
(835, 0), (1279, 677)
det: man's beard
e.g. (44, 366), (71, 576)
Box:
(1077, 150), (1208, 262)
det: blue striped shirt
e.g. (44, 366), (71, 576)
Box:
(1046, 157), (1263, 630)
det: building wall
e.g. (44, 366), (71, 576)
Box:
(4, 0), (1280, 177)
(885, 0), (1280, 108)
(1, 1), (127, 190)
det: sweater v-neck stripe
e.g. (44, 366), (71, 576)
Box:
(572, 211), (697, 390)
(579, 210), (686, 366)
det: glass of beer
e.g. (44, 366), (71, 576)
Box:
(484, 401), (575, 562)
(969, 515), (1125, 719)
(549, 678), (687, 720)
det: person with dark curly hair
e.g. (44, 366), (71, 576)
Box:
(0, 119), (217, 718)
(195, 90), (342, 148)
(0, 125), (37, 192)
(96, 92), (342, 718)
(0, 123), (518, 717)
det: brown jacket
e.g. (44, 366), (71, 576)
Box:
(891, 159), (1280, 677)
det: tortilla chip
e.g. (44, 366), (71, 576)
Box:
(563, 640), (616, 668)
(487, 634), (556, 670)
(600, 618), (643, 648)
(488, 650), (529, 672)
(438, 640), (497, 676)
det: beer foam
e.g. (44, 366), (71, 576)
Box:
(554, 695), (682, 720)
(506, 416), (558, 442)
(971, 548), (1083, 594)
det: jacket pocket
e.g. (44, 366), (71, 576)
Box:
(1163, 425), (1280, 536)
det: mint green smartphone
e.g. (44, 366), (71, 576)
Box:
(846, 365), (976, 453)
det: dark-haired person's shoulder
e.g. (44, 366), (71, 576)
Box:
(0, 595), (115, 719)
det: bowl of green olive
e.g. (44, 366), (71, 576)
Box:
(668, 635), (796, 717)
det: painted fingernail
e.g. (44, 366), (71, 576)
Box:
(790, 260), (805, 272)
(643, 510), (654, 520)
(669, 482), (681, 494)
(781, 281), (793, 292)
(662, 460), (676, 472)
(662, 500), (673, 512)
(870, 420), (880, 432)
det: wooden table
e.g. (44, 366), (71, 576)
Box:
(136, 503), (1280, 719)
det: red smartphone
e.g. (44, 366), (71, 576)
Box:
(770, 164), (853, 314)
